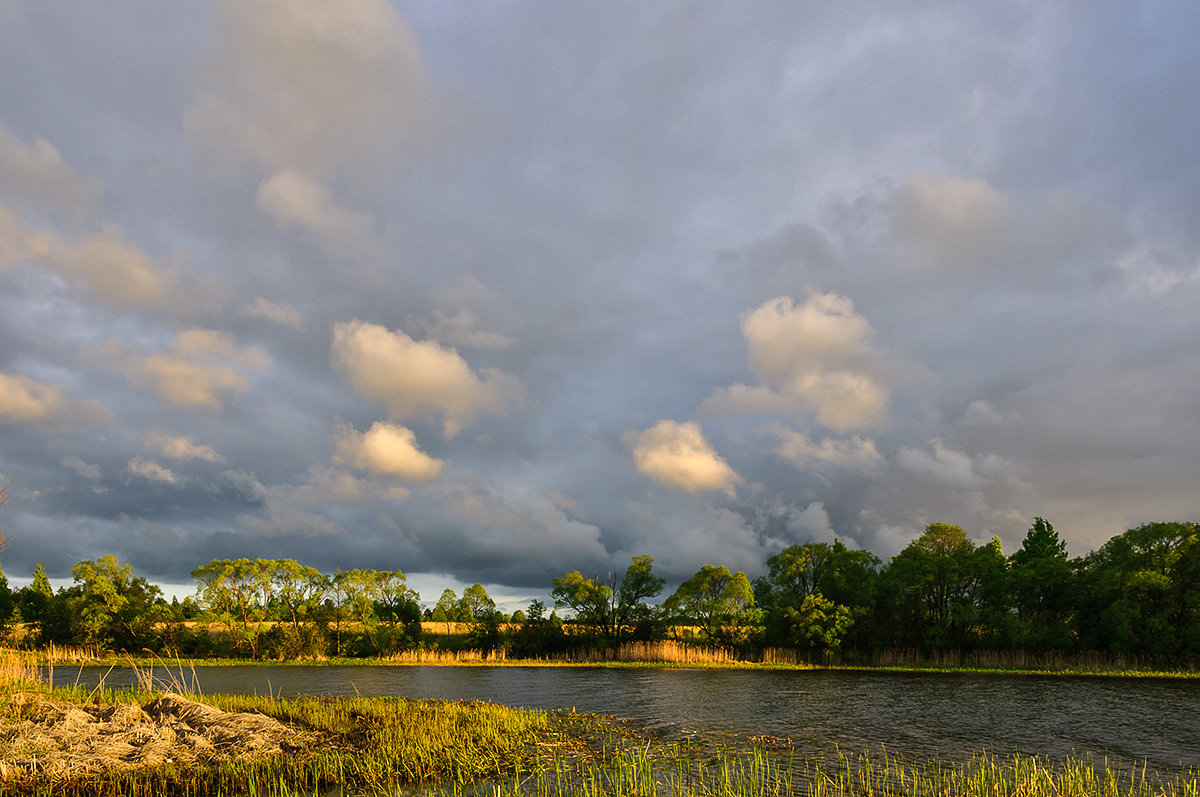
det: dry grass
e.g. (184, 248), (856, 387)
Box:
(0, 691), (312, 783)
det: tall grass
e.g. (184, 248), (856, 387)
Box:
(0, 647), (39, 691)
(3, 664), (1198, 797)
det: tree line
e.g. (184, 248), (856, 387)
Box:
(0, 517), (1197, 662)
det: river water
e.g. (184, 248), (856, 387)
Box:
(53, 664), (1200, 771)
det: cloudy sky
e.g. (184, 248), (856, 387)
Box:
(2, 1), (1198, 606)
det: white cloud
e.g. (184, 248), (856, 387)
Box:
(714, 293), (889, 430)
(330, 319), (522, 436)
(333, 420), (444, 482)
(785, 501), (837, 544)
(128, 457), (178, 484)
(630, 419), (743, 497)
(241, 296), (304, 330)
(146, 429), (225, 463)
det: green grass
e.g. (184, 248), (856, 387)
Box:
(3, 679), (1199, 797)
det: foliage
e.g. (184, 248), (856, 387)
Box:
(667, 565), (756, 644)
(70, 555), (167, 651)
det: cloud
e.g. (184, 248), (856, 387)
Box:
(43, 228), (178, 310)
(146, 429), (225, 463)
(710, 293), (889, 430)
(0, 201), (179, 309)
(0, 371), (111, 429)
(330, 319), (522, 436)
(287, 465), (411, 507)
(0, 119), (100, 214)
(769, 426), (885, 474)
(630, 420), (743, 497)
(893, 173), (1013, 271)
(240, 296), (304, 330)
(60, 456), (101, 481)
(0, 371), (64, 423)
(892, 173), (1128, 282)
(333, 420), (444, 482)
(897, 439), (986, 491)
(110, 328), (269, 410)
(128, 457), (178, 484)
(256, 169), (375, 253)
(187, 0), (437, 178)
(414, 309), (515, 350)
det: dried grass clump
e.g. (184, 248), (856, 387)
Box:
(0, 691), (312, 783)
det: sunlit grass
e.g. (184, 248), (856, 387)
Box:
(2, 653), (1198, 797)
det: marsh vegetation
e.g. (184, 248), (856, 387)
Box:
(4, 648), (1200, 797)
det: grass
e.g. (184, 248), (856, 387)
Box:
(3, 644), (1200, 797)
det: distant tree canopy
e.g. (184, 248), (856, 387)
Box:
(3, 516), (1200, 663)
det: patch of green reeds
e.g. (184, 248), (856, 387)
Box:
(480, 743), (1200, 797)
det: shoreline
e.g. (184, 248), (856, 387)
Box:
(39, 653), (1200, 680)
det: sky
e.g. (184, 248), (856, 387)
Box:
(1, 1), (1198, 609)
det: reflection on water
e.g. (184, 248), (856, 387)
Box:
(53, 664), (1200, 770)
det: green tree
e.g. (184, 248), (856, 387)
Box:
(1009, 518), (1074, 650)
(667, 565), (755, 644)
(460, 584), (497, 623)
(551, 570), (613, 637)
(70, 555), (166, 651)
(756, 543), (864, 655)
(432, 588), (458, 633)
(875, 523), (983, 650)
(1074, 521), (1200, 657)
(615, 554), (666, 641)
(0, 484), (10, 635)
(17, 563), (54, 643)
(191, 558), (273, 657)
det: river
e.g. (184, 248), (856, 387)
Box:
(52, 664), (1200, 771)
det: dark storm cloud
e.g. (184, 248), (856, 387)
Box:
(1, 1), (1198, 597)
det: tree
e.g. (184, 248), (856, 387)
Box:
(17, 563), (54, 643)
(756, 543), (866, 655)
(432, 588), (458, 634)
(551, 570), (612, 636)
(1009, 518), (1074, 650)
(875, 523), (981, 650)
(460, 584), (497, 623)
(1074, 521), (1200, 657)
(781, 593), (853, 656)
(0, 482), (9, 634)
(71, 555), (166, 651)
(667, 565), (755, 644)
(191, 558), (273, 657)
(615, 554), (666, 640)
(459, 583), (501, 653)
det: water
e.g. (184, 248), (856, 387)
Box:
(52, 664), (1200, 771)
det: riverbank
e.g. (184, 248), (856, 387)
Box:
(4, 685), (1200, 796)
(4, 650), (1200, 797)
(40, 650), (1200, 681)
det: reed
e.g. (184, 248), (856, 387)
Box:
(0, 647), (39, 691)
